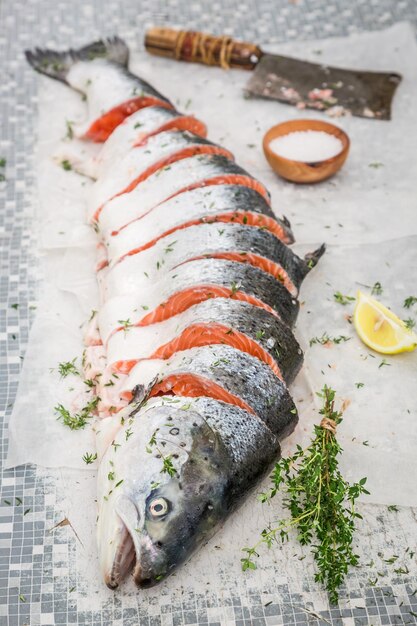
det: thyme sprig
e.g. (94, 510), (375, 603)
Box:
(54, 397), (99, 430)
(242, 385), (369, 604)
(146, 428), (177, 477)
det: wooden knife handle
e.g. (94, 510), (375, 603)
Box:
(145, 27), (262, 70)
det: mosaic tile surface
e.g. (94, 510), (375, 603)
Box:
(1, 1), (417, 625)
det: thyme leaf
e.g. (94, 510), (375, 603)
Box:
(333, 291), (355, 305)
(82, 452), (97, 465)
(404, 296), (417, 309)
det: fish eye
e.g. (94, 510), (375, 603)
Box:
(148, 497), (169, 518)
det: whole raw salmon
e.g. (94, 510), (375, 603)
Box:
(27, 37), (324, 589)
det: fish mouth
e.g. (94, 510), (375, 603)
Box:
(103, 523), (136, 590)
(132, 563), (160, 589)
(104, 523), (168, 589)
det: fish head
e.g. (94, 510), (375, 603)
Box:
(97, 398), (231, 589)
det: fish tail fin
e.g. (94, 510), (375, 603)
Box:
(304, 243), (326, 271)
(25, 36), (129, 83)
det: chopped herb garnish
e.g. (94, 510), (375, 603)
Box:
(61, 159), (72, 171)
(82, 452), (97, 465)
(309, 333), (352, 347)
(333, 291), (355, 305)
(387, 504), (399, 512)
(371, 281), (383, 296)
(404, 296), (417, 309)
(118, 318), (132, 333)
(355, 382), (364, 388)
(161, 455), (176, 477)
(57, 358), (79, 378)
(54, 397), (98, 430)
(368, 162), (384, 168)
(11, 303), (19, 310)
(403, 317), (416, 330)
(65, 120), (74, 140)
(378, 358), (391, 369)
(230, 281), (240, 296)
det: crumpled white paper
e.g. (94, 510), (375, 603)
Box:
(6, 23), (417, 506)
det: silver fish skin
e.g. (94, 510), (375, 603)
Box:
(100, 222), (321, 300)
(25, 38), (172, 140)
(97, 395), (280, 589)
(124, 345), (298, 438)
(97, 258), (299, 345)
(106, 298), (303, 385)
(95, 154), (270, 233)
(103, 183), (294, 256)
(91, 106), (207, 178)
(89, 130), (232, 213)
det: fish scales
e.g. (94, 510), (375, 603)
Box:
(96, 258), (299, 345)
(95, 154), (270, 233)
(123, 345), (298, 438)
(100, 222), (321, 299)
(101, 184), (294, 263)
(89, 130), (233, 214)
(91, 106), (208, 177)
(26, 37), (324, 590)
(105, 298), (303, 385)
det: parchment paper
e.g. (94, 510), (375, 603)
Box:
(6, 23), (417, 507)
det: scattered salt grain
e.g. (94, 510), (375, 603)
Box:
(269, 130), (343, 163)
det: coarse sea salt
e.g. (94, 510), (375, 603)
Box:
(269, 130), (343, 163)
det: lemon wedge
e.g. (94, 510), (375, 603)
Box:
(353, 290), (417, 354)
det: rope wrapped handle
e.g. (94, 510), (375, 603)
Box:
(145, 27), (263, 70)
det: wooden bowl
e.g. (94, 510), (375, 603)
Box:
(263, 119), (350, 184)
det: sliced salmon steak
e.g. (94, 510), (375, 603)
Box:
(100, 185), (294, 267)
(105, 298), (303, 384)
(93, 154), (271, 235)
(89, 106), (207, 178)
(89, 131), (233, 216)
(96, 258), (299, 345)
(121, 345), (297, 437)
(100, 223), (322, 301)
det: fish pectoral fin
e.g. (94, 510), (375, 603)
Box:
(129, 374), (159, 412)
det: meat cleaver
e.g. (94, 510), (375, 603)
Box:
(145, 27), (401, 120)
